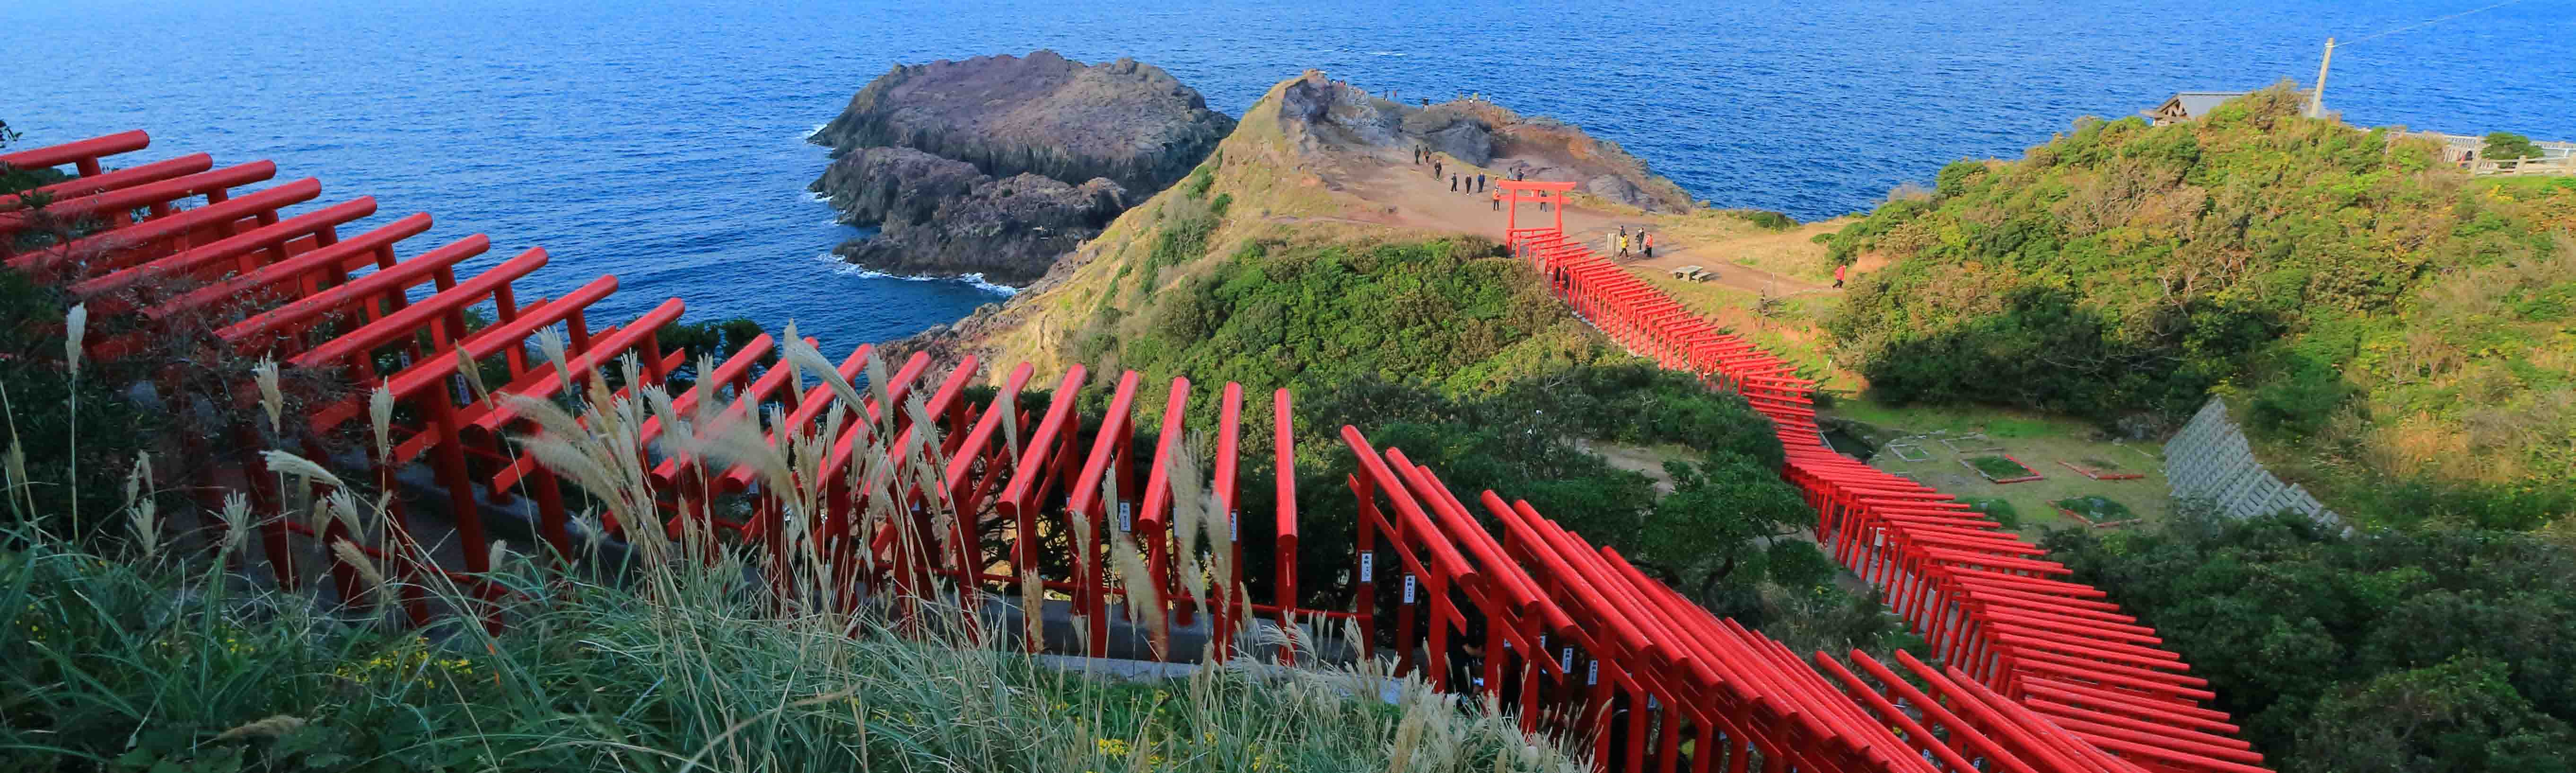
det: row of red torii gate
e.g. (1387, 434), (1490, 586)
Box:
(0, 132), (2268, 773)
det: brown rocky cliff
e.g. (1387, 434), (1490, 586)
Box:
(811, 50), (1235, 195)
(807, 51), (1232, 285)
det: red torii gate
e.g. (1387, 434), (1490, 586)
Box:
(1497, 179), (1577, 257)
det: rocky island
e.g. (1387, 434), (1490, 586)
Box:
(808, 51), (1235, 286)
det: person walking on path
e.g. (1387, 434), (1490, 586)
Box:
(1833, 263), (1847, 288)
(1450, 174), (1460, 192)
(1476, 173), (1485, 193)
(1490, 191), (1501, 211)
(1414, 146), (1422, 164)
(1616, 232), (1630, 258)
(1433, 159), (1444, 180)
(1642, 231), (1654, 258)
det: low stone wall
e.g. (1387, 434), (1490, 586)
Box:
(2163, 397), (2344, 528)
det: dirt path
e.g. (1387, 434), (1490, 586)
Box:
(1613, 241), (1829, 298)
(1338, 158), (1829, 297)
(1622, 230), (1834, 296)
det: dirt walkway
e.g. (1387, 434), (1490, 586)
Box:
(1622, 230), (1834, 296)
(1339, 157), (1828, 297)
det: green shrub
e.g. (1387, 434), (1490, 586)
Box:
(1933, 158), (1988, 198)
(2042, 510), (2576, 772)
(2246, 356), (2354, 438)
(1726, 210), (1798, 231)
(1962, 496), (2021, 528)
(1136, 198), (1222, 294)
(1181, 164), (1216, 200)
(1112, 235), (1592, 401)
(2050, 495), (2132, 521)
(2484, 132), (2543, 162)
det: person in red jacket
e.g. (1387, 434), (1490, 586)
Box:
(1834, 263), (1848, 288)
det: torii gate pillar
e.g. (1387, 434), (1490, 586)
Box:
(1495, 179), (1577, 235)
(1495, 179), (1578, 263)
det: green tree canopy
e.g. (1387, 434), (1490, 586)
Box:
(2043, 511), (2576, 772)
(2484, 132), (2544, 162)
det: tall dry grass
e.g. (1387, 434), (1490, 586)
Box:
(0, 308), (1589, 772)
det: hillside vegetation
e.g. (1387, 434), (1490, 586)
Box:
(1823, 85), (2576, 527)
(1066, 170), (1602, 400)
(2046, 512), (2576, 773)
(920, 75), (1919, 658)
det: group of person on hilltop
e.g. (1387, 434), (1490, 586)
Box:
(1417, 144), (1496, 195)
(1610, 225), (1653, 259)
(1414, 145), (1536, 211)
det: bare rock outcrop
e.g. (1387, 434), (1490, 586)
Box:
(808, 50), (1234, 285)
(1278, 73), (1404, 149)
(1266, 73), (1694, 212)
(1401, 104), (1498, 167)
(813, 51), (1233, 193)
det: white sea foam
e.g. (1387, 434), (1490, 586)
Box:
(1369, 51), (1407, 57)
(958, 273), (1020, 297)
(803, 123), (830, 141)
(811, 253), (1019, 296)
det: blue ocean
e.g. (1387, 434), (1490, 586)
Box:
(12, 0), (2571, 346)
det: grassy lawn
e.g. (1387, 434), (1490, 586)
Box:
(1829, 396), (2172, 536)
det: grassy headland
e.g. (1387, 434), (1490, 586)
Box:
(1820, 85), (2576, 529)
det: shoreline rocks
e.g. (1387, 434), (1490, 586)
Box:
(831, 172), (1126, 286)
